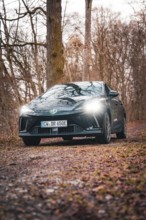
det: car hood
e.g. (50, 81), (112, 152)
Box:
(27, 96), (103, 115)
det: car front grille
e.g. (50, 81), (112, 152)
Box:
(31, 124), (83, 135)
(38, 126), (74, 134)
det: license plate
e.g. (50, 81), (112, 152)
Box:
(41, 120), (67, 128)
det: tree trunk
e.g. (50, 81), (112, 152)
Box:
(83, 0), (92, 80)
(0, 20), (4, 107)
(46, 0), (64, 88)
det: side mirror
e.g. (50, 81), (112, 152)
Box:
(109, 90), (119, 98)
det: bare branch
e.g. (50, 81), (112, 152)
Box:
(0, 7), (46, 22)
(2, 42), (46, 48)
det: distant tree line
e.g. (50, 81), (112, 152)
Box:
(0, 0), (146, 135)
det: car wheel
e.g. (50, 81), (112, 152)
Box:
(62, 136), (73, 141)
(97, 112), (111, 144)
(116, 117), (127, 139)
(22, 137), (41, 146)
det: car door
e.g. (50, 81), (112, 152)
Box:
(104, 84), (121, 132)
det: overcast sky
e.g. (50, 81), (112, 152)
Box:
(2, 0), (140, 19)
(62, 0), (138, 18)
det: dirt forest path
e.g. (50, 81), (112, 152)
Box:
(0, 121), (146, 220)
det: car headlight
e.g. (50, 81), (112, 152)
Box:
(84, 100), (103, 114)
(20, 105), (34, 115)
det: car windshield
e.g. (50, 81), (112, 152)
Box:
(42, 82), (103, 99)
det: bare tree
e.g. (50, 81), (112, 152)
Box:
(0, 0), (47, 134)
(84, 0), (92, 80)
(64, 34), (84, 81)
(129, 20), (146, 120)
(46, 0), (64, 88)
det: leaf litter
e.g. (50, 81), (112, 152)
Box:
(0, 121), (146, 220)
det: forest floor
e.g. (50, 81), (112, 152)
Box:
(0, 121), (146, 220)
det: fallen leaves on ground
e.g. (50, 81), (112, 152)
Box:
(0, 121), (146, 220)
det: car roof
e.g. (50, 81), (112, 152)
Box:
(64, 81), (104, 85)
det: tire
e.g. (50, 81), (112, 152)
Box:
(22, 137), (41, 146)
(116, 117), (127, 139)
(98, 112), (111, 144)
(62, 136), (73, 141)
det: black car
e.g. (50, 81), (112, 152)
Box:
(19, 81), (126, 146)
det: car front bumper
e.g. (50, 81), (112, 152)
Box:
(19, 112), (104, 138)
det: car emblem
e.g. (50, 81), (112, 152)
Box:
(50, 109), (57, 114)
